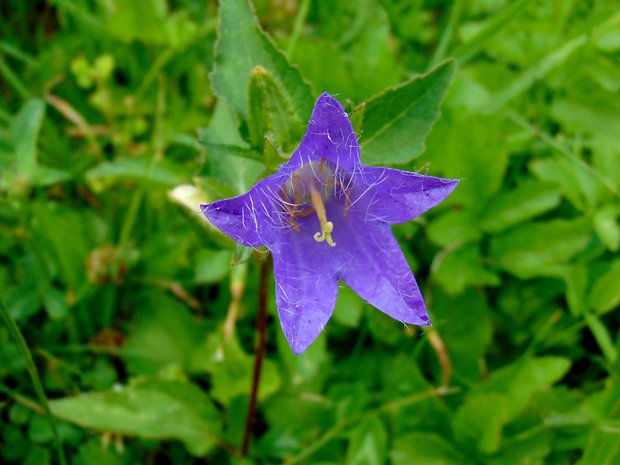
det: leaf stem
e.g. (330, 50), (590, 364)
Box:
(429, 0), (464, 68)
(428, 329), (452, 387)
(287, 0), (311, 59)
(241, 255), (271, 456)
(0, 294), (68, 465)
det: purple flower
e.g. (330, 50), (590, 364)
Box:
(202, 93), (459, 354)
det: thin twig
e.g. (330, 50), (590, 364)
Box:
(428, 329), (452, 387)
(241, 256), (271, 456)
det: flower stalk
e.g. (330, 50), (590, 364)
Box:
(241, 255), (271, 456)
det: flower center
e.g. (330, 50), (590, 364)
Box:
(280, 158), (338, 247)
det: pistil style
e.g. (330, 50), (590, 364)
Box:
(310, 186), (336, 247)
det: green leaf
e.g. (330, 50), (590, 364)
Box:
(199, 100), (264, 195)
(489, 218), (592, 279)
(198, 141), (262, 163)
(86, 156), (185, 192)
(49, 379), (222, 456)
(390, 432), (466, 465)
(589, 259), (620, 315)
(563, 264), (588, 316)
(485, 428), (554, 465)
(529, 156), (605, 212)
(453, 356), (571, 454)
(481, 180), (561, 233)
(485, 34), (587, 113)
(248, 65), (305, 158)
(346, 417), (388, 465)
(72, 439), (125, 465)
(421, 113), (513, 209)
(194, 249), (232, 283)
(433, 288), (492, 383)
(191, 331), (281, 406)
(211, 0), (313, 122)
(578, 430), (620, 465)
(333, 284), (363, 328)
(584, 313), (617, 364)
(122, 293), (204, 375)
(31, 202), (100, 296)
(42, 287), (68, 320)
(8, 99), (45, 193)
(579, 375), (620, 465)
(23, 447), (51, 465)
(426, 209), (481, 248)
(552, 94), (620, 146)
(433, 243), (500, 295)
(359, 60), (455, 165)
(593, 203), (620, 252)
(452, 0), (534, 64)
(11, 99), (45, 176)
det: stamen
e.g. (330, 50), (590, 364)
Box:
(310, 186), (336, 247)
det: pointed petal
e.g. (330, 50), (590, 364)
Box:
(272, 232), (340, 355)
(201, 175), (291, 247)
(361, 167), (459, 224)
(289, 92), (360, 170)
(339, 222), (430, 326)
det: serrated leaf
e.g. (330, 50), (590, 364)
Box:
(481, 180), (561, 232)
(248, 65), (305, 160)
(211, 0), (313, 122)
(49, 380), (221, 456)
(359, 60), (455, 165)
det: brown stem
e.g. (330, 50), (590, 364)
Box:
(428, 329), (452, 387)
(241, 256), (270, 456)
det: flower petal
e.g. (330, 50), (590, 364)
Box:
(339, 221), (430, 326)
(272, 231), (340, 355)
(201, 177), (286, 247)
(289, 93), (360, 171)
(361, 167), (459, 224)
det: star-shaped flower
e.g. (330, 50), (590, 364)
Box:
(202, 93), (459, 354)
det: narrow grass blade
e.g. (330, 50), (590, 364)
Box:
(0, 295), (68, 465)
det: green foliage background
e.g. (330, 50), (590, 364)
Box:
(1, 0), (620, 464)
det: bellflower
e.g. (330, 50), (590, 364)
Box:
(202, 93), (459, 354)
